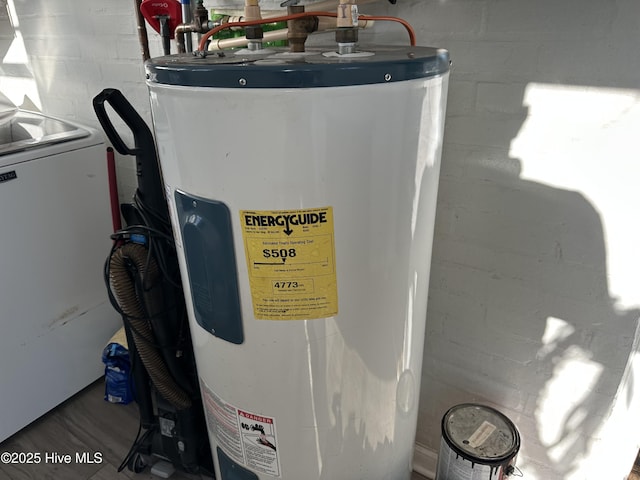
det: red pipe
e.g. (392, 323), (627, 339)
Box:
(106, 147), (122, 233)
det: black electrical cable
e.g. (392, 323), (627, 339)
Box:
(117, 420), (142, 472)
(117, 348), (145, 474)
(111, 224), (176, 242)
(142, 236), (156, 292)
(117, 422), (156, 472)
(117, 211), (182, 291)
(134, 191), (171, 229)
(109, 223), (182, 290)
(103, 248), (162, 324)
(104, 224), (180, 318)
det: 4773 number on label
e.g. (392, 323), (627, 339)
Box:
(272, 279), (313, 294)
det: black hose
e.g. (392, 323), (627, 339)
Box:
(109, 243), (192, 410)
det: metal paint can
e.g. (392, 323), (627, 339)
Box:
(435, 404), (520, 480)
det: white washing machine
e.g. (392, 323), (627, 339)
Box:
(0, 110), (121, 442)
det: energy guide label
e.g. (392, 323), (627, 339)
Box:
(201, 380), (281, 477)
(240, 207), (338, 320)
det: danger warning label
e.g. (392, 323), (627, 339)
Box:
(240, 206), (338, 320)
(201, 380), (281, 477)
(238, 410), (280, 476)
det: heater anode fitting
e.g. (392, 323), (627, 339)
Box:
(336, 28), (358, 54)
(244, 0), (262, 21)
(244, 0), (263, 51)
(245, 25), (264, 50)
(336, 0), (359, 54)
(287, 5), (318, 53)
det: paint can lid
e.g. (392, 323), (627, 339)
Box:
(441, 404), (520, 465)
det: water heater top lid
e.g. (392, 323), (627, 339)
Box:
(145, 46), (449, 89)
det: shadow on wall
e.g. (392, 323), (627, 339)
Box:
(420, 82), (640, 479)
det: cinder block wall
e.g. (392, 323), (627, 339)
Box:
(0, 0), (164, 202)
(3, 1), (639, 479)
(362, 1), (640, 479)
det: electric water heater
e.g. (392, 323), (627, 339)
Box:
(146, 45), (449, 480)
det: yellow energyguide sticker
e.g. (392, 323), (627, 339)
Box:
(239, 207), (338, 320)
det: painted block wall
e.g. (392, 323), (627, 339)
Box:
(0, 0), (165, 203)
(360, 1), (640, 479)
(3, 0), (640, 479)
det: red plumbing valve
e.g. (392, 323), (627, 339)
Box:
(140, 0), (183, 39)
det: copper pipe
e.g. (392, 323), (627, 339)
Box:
(199, 12), (402, 52)
(175, 24), (197, 54)
(134, 0), (150, 62)
(205, 18), (374, 51)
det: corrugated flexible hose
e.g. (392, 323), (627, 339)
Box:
(109, 243), (192, 410)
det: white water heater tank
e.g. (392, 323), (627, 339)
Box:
(146, 45), (449, 480)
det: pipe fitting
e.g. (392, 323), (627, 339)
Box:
(244, 24), (264, 51)
(193, 0), (209, 33)
(287, 5), (318, 53)
(244, 24), (264, 40)
(175, 24), (197, 53)
(336, 0), (358, 28)
(181, 0), (193, 52)
(337, 42), (356, 54)
(335, 27), (358, 43)
(335, 0), (359, 53)
(244, 0), (262, 22)
(243, 1), (263, 49)
(247, 41), (264, 51)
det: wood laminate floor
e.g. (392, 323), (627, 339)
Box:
(0, 380), (429, 479)
(0, 380), (203, 480)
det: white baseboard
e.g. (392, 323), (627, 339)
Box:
(413, 443), (438, 480)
